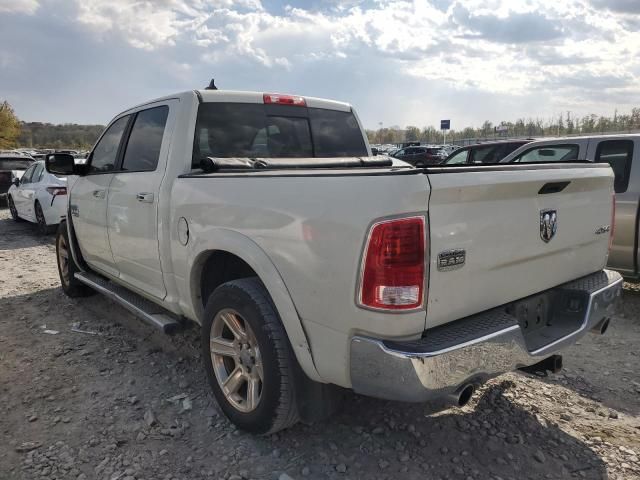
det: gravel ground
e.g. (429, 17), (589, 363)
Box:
(1, 208), (639, 480)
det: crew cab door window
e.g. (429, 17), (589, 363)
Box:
(89, 116), (130, 173)
(595, 140), (633, 193)
(513, 145), (579, 163)
(121, 106), (169, 172)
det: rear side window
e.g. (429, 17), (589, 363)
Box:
(192, 103), (367, 167)
(32, 163), (44, 182)
(514, 145), (579, 163)
(121, 106), (169, 172)
(596, 140), (633, 193)
(20, 164), (36, 184)
(90, 115), (130, 173)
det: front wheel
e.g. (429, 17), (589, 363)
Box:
(202, 278), (300, 434)
(56, 223), (95, 297)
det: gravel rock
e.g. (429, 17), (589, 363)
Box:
(534, 450), (546, 464)
(144, 409), (157, 427)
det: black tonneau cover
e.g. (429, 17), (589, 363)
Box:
(200, 156), (394, 172)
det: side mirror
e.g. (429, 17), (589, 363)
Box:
(12, 177), (20, 187)
(45, 153), (77, 175)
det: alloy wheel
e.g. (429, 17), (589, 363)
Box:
(209, 308), (263, 413)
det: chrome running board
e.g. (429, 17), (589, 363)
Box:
(74, 271), (182, 334)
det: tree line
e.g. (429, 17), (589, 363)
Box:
(17, 122), (105, 150)
(366, 108), (640, 144)
(0, 99), (105, 150)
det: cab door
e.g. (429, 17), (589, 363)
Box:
(71, 115), (130, 277)
(106, 102), (174, 299)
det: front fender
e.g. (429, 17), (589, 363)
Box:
(187, 228), (322, 382)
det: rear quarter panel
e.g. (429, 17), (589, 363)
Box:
(169, 171), (430, 387)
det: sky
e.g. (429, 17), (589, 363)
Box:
(1, 0), (639, 130)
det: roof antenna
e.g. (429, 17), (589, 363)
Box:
(205, 78), (218, 90)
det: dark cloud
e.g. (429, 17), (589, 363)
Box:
(526, 47), (596, 66)
(542, 72), (634, 91)
(590, 0), (640, 14)
(451, 5), (564, 43)
(428, 0), (454, 12)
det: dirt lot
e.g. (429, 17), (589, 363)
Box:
(1, 208), (639, 480)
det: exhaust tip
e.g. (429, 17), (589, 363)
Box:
(591, 317), (611, 335)
(457, 384), (475, 407)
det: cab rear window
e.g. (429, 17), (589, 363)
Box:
(192, 103), (367, 167)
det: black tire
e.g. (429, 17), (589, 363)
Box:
(56, 223), (95, 297)
(202, 277), (300, 434)
(35, 201), (55, 235)
(7, 196), (21, 222)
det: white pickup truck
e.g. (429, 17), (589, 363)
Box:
(46, 89), (622, 434)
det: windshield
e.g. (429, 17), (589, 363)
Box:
(192, 103), (367, 166)
(0, 158), (33, 170)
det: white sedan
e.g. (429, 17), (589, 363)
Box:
(7, 160), (67, 234)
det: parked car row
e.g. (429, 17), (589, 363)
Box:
(2, 150), (78, 234)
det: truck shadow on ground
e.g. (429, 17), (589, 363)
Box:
(309, 383), (609, 480)
(2, 285), (610, 480)
(534, 287), (640, 418)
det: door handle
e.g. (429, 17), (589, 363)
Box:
(92, 189), (105, 199)
(136, 192), (154, 203)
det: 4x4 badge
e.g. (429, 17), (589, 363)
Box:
(540, 209), (557, 243)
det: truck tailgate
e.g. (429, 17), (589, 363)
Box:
(425, 164), (614, 328)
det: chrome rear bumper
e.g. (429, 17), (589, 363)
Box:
(350, 269), (622, 402)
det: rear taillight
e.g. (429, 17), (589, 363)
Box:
(609, 193), (616, 252)
(263, 93), (306, 107)
(46, 187), (67, 196)
(358, 216), (426, 310)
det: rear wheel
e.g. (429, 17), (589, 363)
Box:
(56, 223), (94, 297)
(202, 278), (300, 434)
(8, 196), (21, 222)
(35, 201), (55, 235)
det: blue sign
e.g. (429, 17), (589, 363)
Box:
(441, 120), (451, 130)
